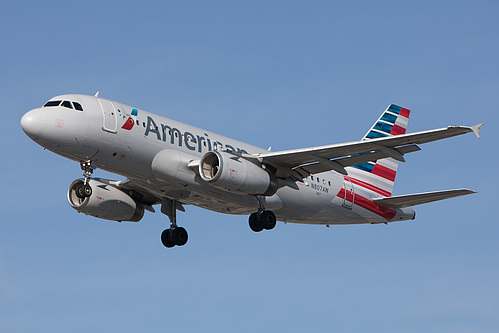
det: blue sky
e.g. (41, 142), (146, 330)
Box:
(1, 1), (498, 332)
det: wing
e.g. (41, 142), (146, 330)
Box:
(249, 124), (483, 181)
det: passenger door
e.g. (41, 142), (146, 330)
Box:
(99, 99), (117, 133)
(342, 178), (354, 209)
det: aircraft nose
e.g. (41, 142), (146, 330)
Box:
(21, 108), (46, 140)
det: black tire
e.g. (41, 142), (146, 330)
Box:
(249, 213), (264, 232)
(171, 227), (188, 246)
(161, 229), (175, 248)
(261, 211), (277, 230)
(75, 185), (85, 199)
(82, 184), (92, 197)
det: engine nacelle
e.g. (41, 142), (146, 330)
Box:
(199, 151), (277, 196)
(68, 179), (144, 222)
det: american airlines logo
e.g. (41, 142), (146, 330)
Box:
(121, 117), (135, 130)
(121, 109), (139, 130)
(143, 115), (248, 154)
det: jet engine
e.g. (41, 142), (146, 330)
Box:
(199, 151), (277, 196)
(68, 179), (144, 222)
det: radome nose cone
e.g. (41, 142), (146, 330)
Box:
(21, 109), (46, 140)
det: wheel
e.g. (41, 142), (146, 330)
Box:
(261, 210), (276, 230)
(75, 185), (85, 199)
(82, 184), (92, 197)
(171, 227), (188, 246)
(249, 213), (264, 232)
(161, 229), (175, 248)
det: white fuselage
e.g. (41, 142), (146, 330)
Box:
(21, 94), (415, 225)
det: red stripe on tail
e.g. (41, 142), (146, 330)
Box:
(400, 108), (411, 118)
(345, 176), (392, 197)
(372, 164), (397, 182)
(390, 124), (406, 135)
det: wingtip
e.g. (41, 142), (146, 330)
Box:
(454, 188), (477, 196)
(471, 123), (484, 139)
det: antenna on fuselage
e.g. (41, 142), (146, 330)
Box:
(94, 91), (100, 97)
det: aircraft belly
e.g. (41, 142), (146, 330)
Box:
(156, 182), (260, 215)
(180, 191), (257, 215)
(272, 184), (376, 225)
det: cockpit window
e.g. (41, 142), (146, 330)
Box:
(73, 102), (83, 111)
(44, 100), (62, 107)
(43, 99), (84, 111)
(62, 101), (73, 109)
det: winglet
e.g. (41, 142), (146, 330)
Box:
(471, 123), (484, 139)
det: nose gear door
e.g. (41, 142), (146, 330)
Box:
(99, 99), (117, 133)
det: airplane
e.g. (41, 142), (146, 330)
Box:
(20, 93), (483, 248)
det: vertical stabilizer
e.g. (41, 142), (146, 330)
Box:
(347, 104), (411, 196)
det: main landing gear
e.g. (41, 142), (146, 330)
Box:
(75, 160), (95, 199)
(248, 196), (277, 232)
(160, 199), (188, 248)
(161, 227), (188, 248)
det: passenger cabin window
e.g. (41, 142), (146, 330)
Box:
(44, 100), (62, 107)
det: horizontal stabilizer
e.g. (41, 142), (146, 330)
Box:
(373, 189), (476, 208)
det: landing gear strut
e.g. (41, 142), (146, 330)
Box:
(75, 160), (95, 198)
(249, 196), (277, 232)
(160, 198), (188, 248)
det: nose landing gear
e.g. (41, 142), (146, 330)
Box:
(75, 160), (95, 199)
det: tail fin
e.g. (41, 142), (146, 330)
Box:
(347, 104), (411, 197)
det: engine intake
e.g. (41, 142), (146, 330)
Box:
(199, 151), (277, 196)
(68, 179), (144, 222)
